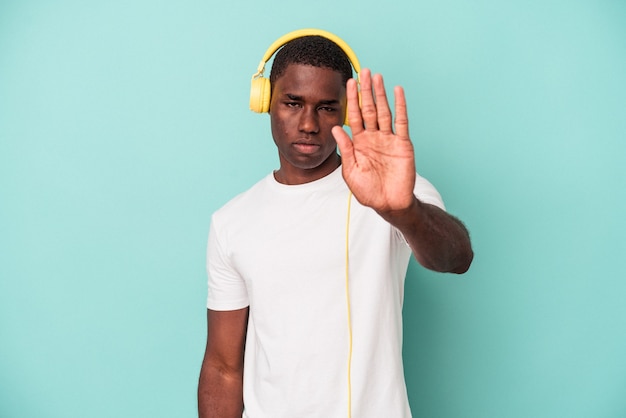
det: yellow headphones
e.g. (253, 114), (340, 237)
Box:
(249, 28), (361, 125)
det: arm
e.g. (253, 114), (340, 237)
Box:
(332, 69), (473, 273)
(198, 307), (249, 418)
(378, 197), (473, 273)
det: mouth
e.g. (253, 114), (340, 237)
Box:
(292, 141), (321, 154)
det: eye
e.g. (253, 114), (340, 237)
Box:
(285, 102), (301, 108)
(318, 106), (337, 113)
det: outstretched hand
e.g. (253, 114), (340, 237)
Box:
(332, 69), (416, 214)
(334, 69), (474, 274)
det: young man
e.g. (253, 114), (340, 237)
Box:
(198, 34), (473, 417)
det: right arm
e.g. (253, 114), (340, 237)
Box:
(198, 307), (249, 418)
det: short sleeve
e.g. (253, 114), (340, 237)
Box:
(414, 173), (446, 211)
(206, 216), (250, 311)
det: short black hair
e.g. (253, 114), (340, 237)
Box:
(269, 35), (353, 86)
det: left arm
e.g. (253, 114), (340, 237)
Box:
(332, 69), (473, 274)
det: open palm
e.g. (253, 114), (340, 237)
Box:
(332, 69), (417, 213)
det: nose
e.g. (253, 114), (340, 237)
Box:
(298, 107), (319, 134)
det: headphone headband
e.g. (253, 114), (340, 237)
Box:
(253, 28), (361, 78)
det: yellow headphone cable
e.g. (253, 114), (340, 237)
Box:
(345, 190), (353, 418)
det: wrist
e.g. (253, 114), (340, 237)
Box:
(376, 195), (422, 227)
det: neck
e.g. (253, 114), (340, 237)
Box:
(274, 154), (341, 185)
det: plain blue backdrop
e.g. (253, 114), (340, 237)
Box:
(1, 0), (625, 417)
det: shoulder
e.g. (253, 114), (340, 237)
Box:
(213, 174), (273, 219)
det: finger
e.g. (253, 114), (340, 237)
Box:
(394, 86), (410, 140)
(332, 125), (355, 166)
(358, 69), (378, 131)
(373, 74), (392, 133)
(345, 78), (363, 135)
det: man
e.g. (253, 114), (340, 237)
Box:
(198, 33), (473, 417)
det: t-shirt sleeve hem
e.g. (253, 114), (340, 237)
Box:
(207, 298), (250, 311)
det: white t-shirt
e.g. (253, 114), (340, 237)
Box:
(207, 166), (445, 418)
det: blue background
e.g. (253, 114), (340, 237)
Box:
(1, 0), (625, 416)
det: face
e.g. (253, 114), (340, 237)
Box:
(269, 63), (346, 185)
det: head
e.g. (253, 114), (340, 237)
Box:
(268, 36), (352, 185)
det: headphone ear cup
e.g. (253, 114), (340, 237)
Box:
(250, 77), (271, 113)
